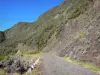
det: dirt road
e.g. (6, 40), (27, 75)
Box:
(42, 54), (99, 75)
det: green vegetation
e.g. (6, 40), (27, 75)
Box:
(78, 62), (100, 73)
(0, 69), (5, 75)
(79, 31), (87, 38)
(63, 57), (100, 74)
(63, 57), (73, 63)
(66, 0), (93, 20)
(0, 56), (10, 61)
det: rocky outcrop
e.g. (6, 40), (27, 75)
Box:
(0, 56), (33, 74)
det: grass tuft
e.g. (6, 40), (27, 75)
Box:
(0, 56), (10, 61)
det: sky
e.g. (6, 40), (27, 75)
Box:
(0, 0), (63, 31)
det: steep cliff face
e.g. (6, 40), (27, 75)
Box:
(0, 0), (100, 65)
(0, 31), (5, 43)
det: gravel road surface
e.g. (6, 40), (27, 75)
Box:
(42, 54), (100, 75)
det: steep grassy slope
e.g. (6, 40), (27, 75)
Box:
(0, 1), (68, 55)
